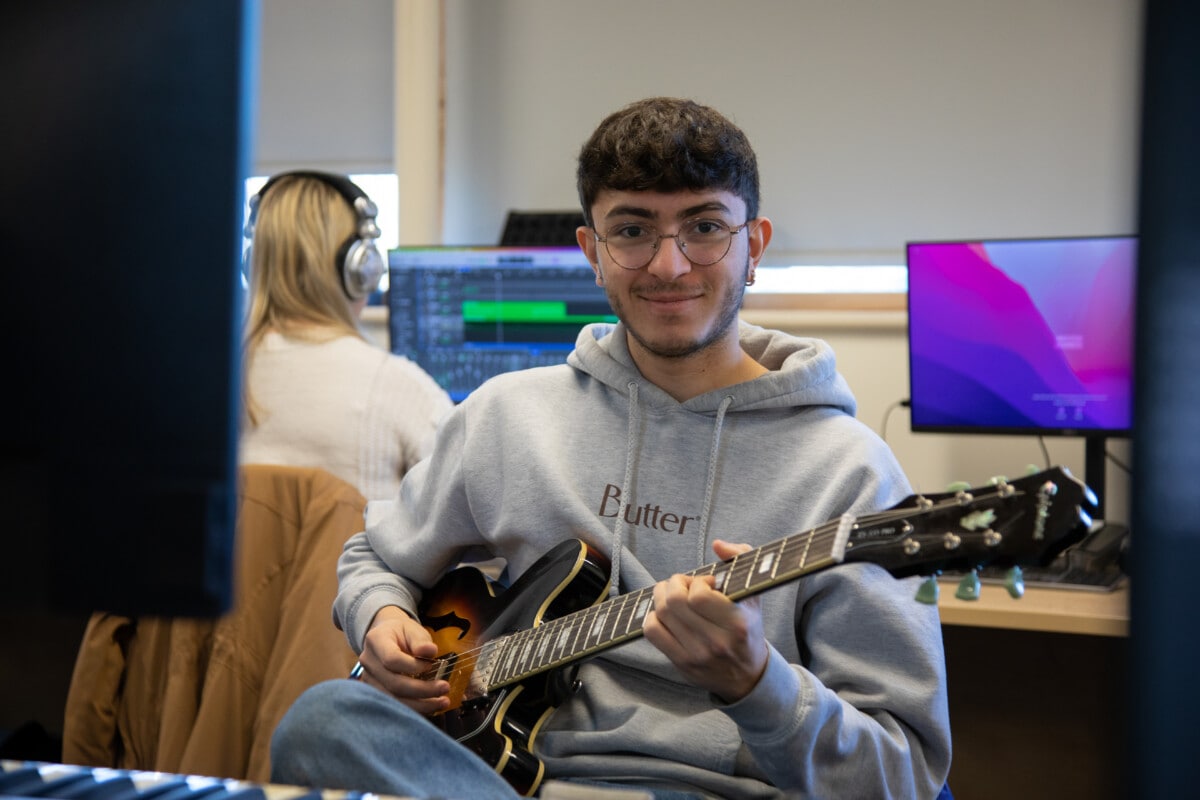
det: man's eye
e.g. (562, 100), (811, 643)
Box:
(689, 219), (727, 236)
(612, 224), (653, 241)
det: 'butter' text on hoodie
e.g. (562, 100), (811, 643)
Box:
(597, 483), (698, 534)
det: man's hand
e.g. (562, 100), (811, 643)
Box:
(643, 540), (768, 703)
(356, 605), (450, 714)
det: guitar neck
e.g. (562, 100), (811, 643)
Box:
(480, 516), (854, 691)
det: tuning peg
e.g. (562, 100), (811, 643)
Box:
(955, 569), (982, 601)
(915, 575), (940, 605)
(1004, 566), (1025, 599)
(945, 481), (971, 492)
(1024, 464), (1040, 475)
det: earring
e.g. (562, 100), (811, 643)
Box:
(745, 271), (756, 287)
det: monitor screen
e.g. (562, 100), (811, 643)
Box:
(906, 235), (1137, 436)
(388, 245), (616, 401)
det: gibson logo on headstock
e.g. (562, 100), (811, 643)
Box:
(849, 524), (905, 541)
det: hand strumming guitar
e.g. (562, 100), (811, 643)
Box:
(643, 540), (769, 703)
(358, 605), (451, 715)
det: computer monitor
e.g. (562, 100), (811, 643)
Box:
(388, 245), (616, 401)
(905, 234), (1137, 514)
(1, 1), (253, 617)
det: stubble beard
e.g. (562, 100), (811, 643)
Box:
(610, 256), (750, 360)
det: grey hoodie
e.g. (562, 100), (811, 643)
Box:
(335, 321), (952, 799)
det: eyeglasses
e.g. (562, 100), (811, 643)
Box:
(593, 218), (753, 270)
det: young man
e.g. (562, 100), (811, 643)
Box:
(271, 97), (952, 799)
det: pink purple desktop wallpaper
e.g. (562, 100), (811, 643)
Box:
(906, 236), (1136, 433)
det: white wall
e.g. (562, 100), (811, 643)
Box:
(442, 0), (1143, 260)
(255, 0), (395, 175)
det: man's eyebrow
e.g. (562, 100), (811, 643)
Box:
(602, 204), (655, 221)
(601, 200), (734, 221)
(679, 201), (733, 219)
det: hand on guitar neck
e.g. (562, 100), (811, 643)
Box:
(644, 539), (769, 703)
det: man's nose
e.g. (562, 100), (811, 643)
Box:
(646, 234), (692, 280)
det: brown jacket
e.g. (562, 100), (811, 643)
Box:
(62, 464), (365, 782)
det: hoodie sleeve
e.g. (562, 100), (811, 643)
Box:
(720, 562), (951, 799)
(333, 408), (484, 651)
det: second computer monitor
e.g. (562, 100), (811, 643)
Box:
(388, 245), (616, 401)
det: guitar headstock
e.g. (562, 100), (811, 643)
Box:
(840, 466), (1094, 598)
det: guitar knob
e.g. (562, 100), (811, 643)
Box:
(955, 570), (982, 601)
(946, 481), (971, 492)
(1004, 566), (1026, 599)
(915, 575), (941, 605)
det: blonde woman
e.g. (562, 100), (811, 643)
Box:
(240, 171), (451, 501)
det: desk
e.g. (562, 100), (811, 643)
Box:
(937, 579), (1129, 637)
(937, 581), (1130, 800)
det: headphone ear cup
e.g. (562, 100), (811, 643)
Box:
(339, 237), (385, 300)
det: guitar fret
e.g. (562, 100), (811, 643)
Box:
(713, 563), (729, 592)
(587, 603), (612, 650)
(532, 622), (554, 669)
(633, 591), (650, 634)
(511, 629), (536, 679)
(758, 547), (777, 581)
(613, 592), (636, 638)
(565, 606), (586, 656)
(497, 632), (520, 683)
(550, 618), (574, 663)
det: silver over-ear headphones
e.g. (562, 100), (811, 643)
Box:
(245, 171), (385, 301)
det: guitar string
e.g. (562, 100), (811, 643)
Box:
(420, 517), (845, 687)
(421, 500), (963, 688)
(423, 513), (857, 687)
(422, 489), (1025, 691)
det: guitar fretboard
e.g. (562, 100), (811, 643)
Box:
(479, 515), (855, 690)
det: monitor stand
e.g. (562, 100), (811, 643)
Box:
(1084, 434), (1109, 521)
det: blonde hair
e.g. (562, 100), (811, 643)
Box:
(243, 173), (369, 424)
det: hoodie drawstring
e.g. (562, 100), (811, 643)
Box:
(610, 381), (640, 597)
(609, 385), (735, 595)
(696, 395), (734, 566)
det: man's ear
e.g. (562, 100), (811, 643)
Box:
(577, 226), (603, 285)
(747, 217), (773, 266)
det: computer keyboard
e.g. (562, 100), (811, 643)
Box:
(0, 761), (404, 800)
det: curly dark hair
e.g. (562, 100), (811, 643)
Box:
(576, 97), (760, 228)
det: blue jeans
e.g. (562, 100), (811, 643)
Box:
(270, 679), (704, 800)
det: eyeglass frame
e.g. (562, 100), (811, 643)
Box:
(590, 217), (757, 270)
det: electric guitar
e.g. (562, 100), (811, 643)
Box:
(416, 466), (1093, 795)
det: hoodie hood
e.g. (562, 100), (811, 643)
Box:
(567, 320), (858, 417)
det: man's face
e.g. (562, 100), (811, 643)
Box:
(577, 189), (769, 361)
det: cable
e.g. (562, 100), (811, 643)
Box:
(880, 398), (910, 444)
(1106, 448), (1132, 475)
(1035, 435), (1052, 470)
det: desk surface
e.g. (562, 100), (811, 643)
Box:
(936, 577), (1130, 637)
